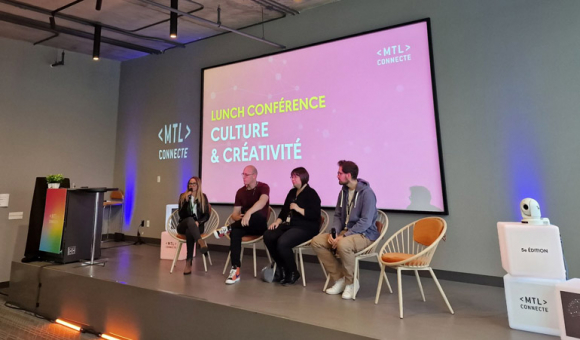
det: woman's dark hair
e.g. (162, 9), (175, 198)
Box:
(338, 160), (358, 179)
(291, 167), (309, 186)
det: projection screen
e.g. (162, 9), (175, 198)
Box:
(201, 18), (447, 213)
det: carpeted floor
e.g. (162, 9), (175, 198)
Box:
(0, 291), (94, 340)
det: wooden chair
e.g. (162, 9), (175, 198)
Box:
(166, 207), (219, 273)
(375, 216), (454, 318)
(291, 210), (329, 286)
(103, 190), (124, 237)
(222, 207), (276, 277)
(321, 210), (391, 299)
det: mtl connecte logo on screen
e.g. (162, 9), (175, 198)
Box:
(158, 123), (191, 160)
(376, 44), (411, 66)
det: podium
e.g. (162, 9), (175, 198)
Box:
(35, 187), (116, 264)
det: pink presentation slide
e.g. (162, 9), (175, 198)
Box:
(201, 20), (445, 212)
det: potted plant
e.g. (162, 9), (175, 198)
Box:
(46, 174), (64, 189)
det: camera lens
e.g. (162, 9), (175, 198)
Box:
(523, 204), (529, 210)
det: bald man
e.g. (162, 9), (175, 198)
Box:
(215, 165), (270, 284)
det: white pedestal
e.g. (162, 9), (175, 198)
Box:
(504, 274), (563, 336)
(556, 279), (580, 339)
(498, 222), (566, 280)
(160, 231), (186, 260)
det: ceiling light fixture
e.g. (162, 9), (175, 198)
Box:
(93, 25), (101, 60)
(169, 0), (178, 38)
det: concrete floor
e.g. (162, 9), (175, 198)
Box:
(8, 242), (558, 340)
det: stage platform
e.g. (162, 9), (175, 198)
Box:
(8, 243), (555, 340)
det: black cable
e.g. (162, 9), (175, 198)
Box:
(34, 262), (61, 315)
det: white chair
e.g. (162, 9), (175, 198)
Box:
(322, 210), (391, 300)
(166, 207), (219, 273)
(222, 207), (276, 277)
(375, 216), (454, 319)
(292, 210), (329, 286)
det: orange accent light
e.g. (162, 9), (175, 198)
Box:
(101, 333), (130, 340)
(55, 318), (82, 332)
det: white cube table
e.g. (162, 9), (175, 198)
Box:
(160, 231), (186, 260)
(504, 274), (564, 336)
(498, 222), (566, 280)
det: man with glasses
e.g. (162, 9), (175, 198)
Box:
(214, 165), (270, 284)
(311, 160), (379, 299)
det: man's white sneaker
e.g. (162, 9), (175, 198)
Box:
(225, 267), (240, 285)
(341, 281), (360, 300)
(325, 277), (346, 295)
(214, 226), (231, 239)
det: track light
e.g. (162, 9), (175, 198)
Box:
(55, 318), (82, 332)
(169, 0), (178, 38)
(96, 0), (102, 11)
(93, 25), (101, 60)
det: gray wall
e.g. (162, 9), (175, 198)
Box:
(0, 37), (120, 282)
(114, 0), (580, 278)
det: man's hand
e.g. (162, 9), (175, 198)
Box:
(329, 235), (344, 249)
(327, 234), (343, 248)
(241, 213), (251, 227)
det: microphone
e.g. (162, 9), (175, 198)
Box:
(330, 228), (337, 255)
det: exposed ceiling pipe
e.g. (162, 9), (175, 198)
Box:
(34, 32), (59, 45)
(250, 0), (287, 16)
(128, 0), (204, 33)
(139, 0), (286, 49)
(0, 0), (185, 48)
(51, 0), (85, 16)
(255, 0), (299, 15)
(0, 11), (162, 55)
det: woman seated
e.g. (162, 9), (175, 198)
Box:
(177, 176), (210, 275)
(263, 167), (321, 285)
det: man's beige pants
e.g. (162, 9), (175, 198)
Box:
(311, 233), (372, 285)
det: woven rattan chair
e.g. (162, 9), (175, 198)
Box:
(375, 216), (454, 318)
(222, 207), (276, 277)
(167, 207), (219, 273)
(292, 210), (330, 286)
(321, 210), (391, 299)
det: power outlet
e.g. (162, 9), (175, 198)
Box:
(146, 220), (150, 227)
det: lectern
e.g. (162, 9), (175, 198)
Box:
(24, 179), (117, 264)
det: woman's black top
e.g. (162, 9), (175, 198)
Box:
(278, 185), (321, 231)
(178, 193), (210, 226)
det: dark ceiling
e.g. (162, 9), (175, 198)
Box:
(0, 0), (339, 61)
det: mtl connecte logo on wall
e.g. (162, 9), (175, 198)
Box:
(158, 123), (191, 160)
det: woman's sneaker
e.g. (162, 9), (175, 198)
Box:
(225, 266), (240, 284)
(214, 226), (231, 239)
